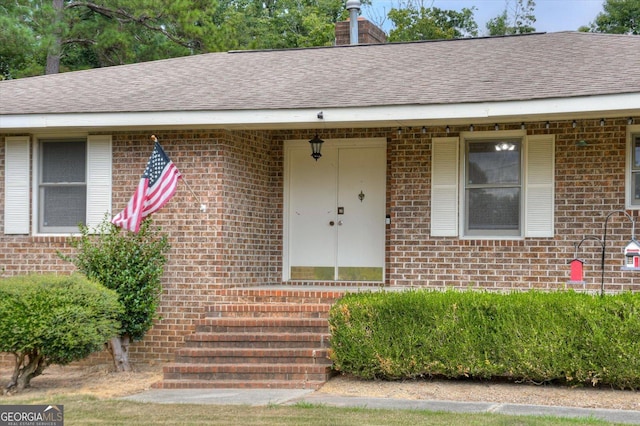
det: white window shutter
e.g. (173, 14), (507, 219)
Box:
(525, 134), (555, 237)
(431, 137), (459, 236)
(86, 135), (112, 231)
(5, 136), (31, 234)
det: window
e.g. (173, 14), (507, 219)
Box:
(39, 139), (87, 233)
(629, 134), (640, 207)
(4, 135), (112, 235)
(465, 140), (521, 236)
(431, 132), (554, 239)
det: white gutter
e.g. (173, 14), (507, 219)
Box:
(1, 93), (639, 132)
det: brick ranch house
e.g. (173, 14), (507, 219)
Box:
(1, 28), (640, 388)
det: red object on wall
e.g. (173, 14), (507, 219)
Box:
(569, 258), (584, 282)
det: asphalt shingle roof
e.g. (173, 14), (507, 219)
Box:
(1, 31), (639, 115)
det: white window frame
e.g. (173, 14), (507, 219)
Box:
(431, 130), (554, 239)
(462, 133), (523, 238)
(626, 125), (640, 209)
(3, 134), (112, 236)
(34, 134), (112, 235)
(37, 138), (88, 234)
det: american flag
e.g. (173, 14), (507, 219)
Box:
(112, 136), (181, 232)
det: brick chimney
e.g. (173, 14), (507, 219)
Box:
(335, 17), (387, 46)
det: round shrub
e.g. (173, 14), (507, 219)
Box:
(0, 274), (122, 392)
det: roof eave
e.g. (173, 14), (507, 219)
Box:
(1, 93), (639, 133)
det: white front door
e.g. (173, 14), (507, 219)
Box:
(285, 139), (386, 281)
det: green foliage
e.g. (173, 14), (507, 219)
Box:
(0, 0), (359, 79)
(60, 217), (170, 342)
(589, 0), (640, 34)
(388, 6), (478, 41)
(329, 290), (640, 389)
(0, 274), (122, 365)
(486, 0), (537, 36)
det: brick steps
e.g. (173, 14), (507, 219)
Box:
(184, 332), (330, 349)
(155, 287), (347, 390)
(205, 303), (331, 318)
(162, 363), (332, 381)
(194, 318), (330, 334)
(174, 348), (331, 364)
(158, 379), (327, 390)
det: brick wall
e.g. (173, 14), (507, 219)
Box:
(1, 118), (639, 365)
(112, 131), (283, 361)
(0, 130), (283, 364)
(335, 18), (387, 45)
(387, 119), (640, 293)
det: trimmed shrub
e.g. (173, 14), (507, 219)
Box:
(328, 290), (640, 390)
(0, 274), (122, 392)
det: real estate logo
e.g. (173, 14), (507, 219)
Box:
(0, 405), (64, 426)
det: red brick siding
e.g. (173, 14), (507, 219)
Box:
(387, 119), (639, 293)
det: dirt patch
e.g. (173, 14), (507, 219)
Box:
(1, 363), (640, 412)
(319, 374), (640, 411)
(0, 363), (163, 399)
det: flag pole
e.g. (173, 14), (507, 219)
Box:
(151, 135), (207, 212)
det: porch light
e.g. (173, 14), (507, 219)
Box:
(309, 134), (324, 161)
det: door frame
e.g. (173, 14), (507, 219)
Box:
(283, 137), (387, 282)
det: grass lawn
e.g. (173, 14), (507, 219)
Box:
(1, 393), (612, 426)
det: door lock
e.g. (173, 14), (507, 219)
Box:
(329, 221), (335, 226)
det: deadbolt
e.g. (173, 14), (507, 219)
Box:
(329, 221), (335, 226)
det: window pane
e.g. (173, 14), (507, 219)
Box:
(467, 188), (520, 231)
(634, 172), (640, 202)
(42, 186), (86, 227)
(635, 137), (640, 169)
(42, 141), (86, 183)
(468, 141), (520, 185)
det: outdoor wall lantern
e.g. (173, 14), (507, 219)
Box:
(495, 142), (516, 151)
(309, 134), (324, 161)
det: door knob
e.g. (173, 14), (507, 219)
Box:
(338, 220), (343, 226)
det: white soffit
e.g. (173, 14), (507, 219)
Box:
(1, 93), (639, 132)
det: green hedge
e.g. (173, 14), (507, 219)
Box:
(0, 274), (122, 365)
(328, 290), (640, 389)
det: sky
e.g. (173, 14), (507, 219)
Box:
(362, 0), (607, 34)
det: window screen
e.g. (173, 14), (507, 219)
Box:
(39, 140), (87, 232)
(465, 140), (521, 236)
(632, 136), (640, 204)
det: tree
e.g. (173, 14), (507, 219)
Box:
(0, 274), (122, 393)
(60, 218), (170, 372)
(0, 1), (45, 79)
(0, 0), (358, 79)
(586, 0), (640, 34)
(387, 1), (478, 42)
(486, 0), (536, 36)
